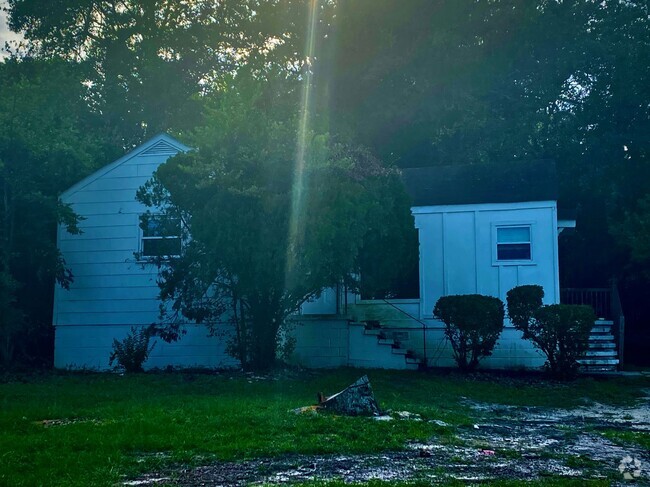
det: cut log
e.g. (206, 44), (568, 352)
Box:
(318, 375), (381, 416)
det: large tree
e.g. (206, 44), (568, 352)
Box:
(6, 0), (323, 147)
(137, 73), (416, 370)
(0, 57), (115, 365)
(319, 0), (648, 279)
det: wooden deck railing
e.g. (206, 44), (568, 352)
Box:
(560, 288), (611, 319)
(560, 281), (625, 367)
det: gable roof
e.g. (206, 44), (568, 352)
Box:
(60, 133), (191, 200)
(401, 159), (558, 207)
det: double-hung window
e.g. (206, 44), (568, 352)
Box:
(496, 225), (531, 261)
(140, 214), (182, 258)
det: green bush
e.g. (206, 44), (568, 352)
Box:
(505, 284), (544, 333)
(531, 304), (595, 378)
(507, 286), (595, 378)
(109, 326), (156, 373)
(433, 294), (505, 372)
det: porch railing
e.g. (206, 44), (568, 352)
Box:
(611, 281), (626, 366)
(560, 280), (625, 367)
(560, 288), (611, 320)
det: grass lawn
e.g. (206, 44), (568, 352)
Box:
(0, 368), (648, 486)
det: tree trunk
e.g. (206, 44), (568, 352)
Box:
(247, 301), (281, 371)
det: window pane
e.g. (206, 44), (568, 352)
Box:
(497, 226), (530, 243)
(141, 215), (180, 237)
(142, 237), (181, 257)
(497, 243), (531, 260)
(142, 217), (161, 237)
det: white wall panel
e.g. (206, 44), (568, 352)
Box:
(443, 211), (477, 296)
(414, 201), (559, 322)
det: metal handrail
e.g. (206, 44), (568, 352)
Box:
(378, 299), (451, 368)
(379, 299), (427, 366)
(610, 279), (625, 367)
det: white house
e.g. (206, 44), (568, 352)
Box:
(54, 134), (237, 369)
(53, 134), (574, 371)
(293, 161), (576, 370)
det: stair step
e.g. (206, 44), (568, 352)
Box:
(406, 357), (421, 365)
(377, 338), (395, 346)
(580, 365), (618, 373)
(577, 358), (620, 366)
(589, 334), (615, 341)
(588, 342), (616, 349)
(363, 319), (382, 329)
(391, 348), (408, 355)
(364, 329), (382, 336)
(591, 326), (613, 333)
(594, 319), (614, 325)
(584, 350), (618, 357)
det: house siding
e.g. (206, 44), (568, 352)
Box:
(54, 134), (562, 371)
(413, 201), (559, 320)
(54, 135), (237, 370)
(338, 200), (560, 370)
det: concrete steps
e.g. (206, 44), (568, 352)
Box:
(347, 321), (422, 370)
(588, 334), (615, 341)
(578, 320), (619, 372)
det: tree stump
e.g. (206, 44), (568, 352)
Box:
(318, 375), (381, 416)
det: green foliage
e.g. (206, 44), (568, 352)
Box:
(506, 285), (545, 333)
(601, 429), (650, 451)
(138, 73), (415, 371)
(507, 286), (595, 378)
(322, 0), (580, 165)
(530, 304), (595, 379)
(322, 0), (650, 303)
(6, 0), (320, 147)
(0, 58), (115, 367)
(613, 194), (650, 270)
(433, 295), (505, 372)
(108, 326), (156, 373)
(0, 272), (22, 366)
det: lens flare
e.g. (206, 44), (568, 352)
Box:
(286, 0), (319, 286)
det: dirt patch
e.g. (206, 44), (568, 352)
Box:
(467, 396), (650, 432)
(127, 399), (650, 486)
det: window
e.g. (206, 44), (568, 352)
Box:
(496, 226), (531, 261)
(140, 215), (181, 257)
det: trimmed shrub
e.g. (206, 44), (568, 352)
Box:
(507, 286), (595, 378)
(505, 284), (544, 334)
(109, 326), (155, 373)
(433, 294), (505, 372)
(531, 304), (595, 378)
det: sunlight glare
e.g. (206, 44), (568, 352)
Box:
(286, 0), (319, 286)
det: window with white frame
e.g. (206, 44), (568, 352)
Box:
(140, 214), (181, 258)
(496, 225), (531, 261)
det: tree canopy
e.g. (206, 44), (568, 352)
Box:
(6, 0), (322, 146)
(0, 57), (115, 365)
(137, 74), (415, 369)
